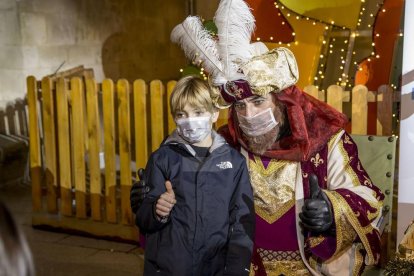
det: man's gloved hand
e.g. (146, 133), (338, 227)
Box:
(299, 174), (334, 234)
(130, 168), (149, 214)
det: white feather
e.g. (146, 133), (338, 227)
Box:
(171, 16), (226, 85)
(214, 0), (255, 80)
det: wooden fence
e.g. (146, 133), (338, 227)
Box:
(27, 76), (399, 242)
(303, 84), (398, 136)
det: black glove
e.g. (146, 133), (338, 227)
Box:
(299, 174), (334, 234)
(130, 168), (149, 214)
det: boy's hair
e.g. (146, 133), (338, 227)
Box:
(170, 75), (216, 115)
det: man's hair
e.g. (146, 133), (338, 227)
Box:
(170, 75), (216, 115)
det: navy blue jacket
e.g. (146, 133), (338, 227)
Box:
(136, 131), (255, 276)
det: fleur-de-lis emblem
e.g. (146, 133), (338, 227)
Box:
(357, 162), (363, 172)
(344, 135), (353, 144)
(310, 153), (324, 168)
(226, 81), (244, 99)
(363, 175), (373, 187)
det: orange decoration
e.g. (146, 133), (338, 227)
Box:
(246, 0), (294, 43)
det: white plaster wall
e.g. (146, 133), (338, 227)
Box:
(0, 0), (213, 110)
(0, 0), (117, 109)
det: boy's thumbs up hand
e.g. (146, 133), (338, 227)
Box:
(165, 180), (175, 197)
(299, 174), (334, 234)
(155, 180), (176, 219)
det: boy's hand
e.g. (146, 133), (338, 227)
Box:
(155, 181), (176, 218)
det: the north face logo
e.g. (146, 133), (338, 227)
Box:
(216, 161), (233, 169)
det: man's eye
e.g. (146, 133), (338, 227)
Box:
(234, 103), (245, 109)
(253, 99), (264, 105)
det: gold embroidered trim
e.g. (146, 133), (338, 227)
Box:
(337, 135), (361, 187)
(328, 130), (344, 151)
(251, 249), (311, 276)
(252, 155), (291, 175)
(308, 236), (325, 248)
(257, 248), (302, 262)
(366, 199), (383, 221)
(308, 256), (318, 271)
(353, 243), (364, 276)
(249, 156), (297, 224)
(261, 260), (311, 276)
(325, 191), (378, 265)
(255, 200), (295, 225)
(324, 190), (358, 261)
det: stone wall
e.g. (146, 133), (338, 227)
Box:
(0, 0), (221, 108)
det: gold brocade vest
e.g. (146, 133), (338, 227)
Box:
(248, 155), (298, 224)
(248, 155), (311, 276)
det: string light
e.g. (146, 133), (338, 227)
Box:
(272, 0), (397, 91)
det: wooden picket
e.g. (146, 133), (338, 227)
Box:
(102, 79), (117, 223)
(41, 77), (57, 213)
(117, 79), (133, 225)
(56, 78), (72, 217)
(27, 76), (398, 243)
(27, 76), (42, 212)
(303, 84), (397, 136)
(150, 80), (165, 152)
(133, 80), (148, 172)
(71, 77), (87, 219)
(86, 78), (102, 221)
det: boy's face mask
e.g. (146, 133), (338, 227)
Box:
(238, 108), (278, 137)
(176, 116), (211, 143)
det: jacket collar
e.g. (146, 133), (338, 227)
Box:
(164, 129), (227, 157)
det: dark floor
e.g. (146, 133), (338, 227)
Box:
(0, 182), (145, 276)
(1, 179), (389, 276)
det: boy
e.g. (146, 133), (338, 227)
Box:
(135, 75), (255, 276)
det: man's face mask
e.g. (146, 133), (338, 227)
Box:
(238, 108), (278, 137)
(176, 116), (211, 143)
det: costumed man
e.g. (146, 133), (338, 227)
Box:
(130, 0), (385, 275)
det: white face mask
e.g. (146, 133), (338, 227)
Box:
(238, 108), (278, 137)
(176, 116), (211, 143)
